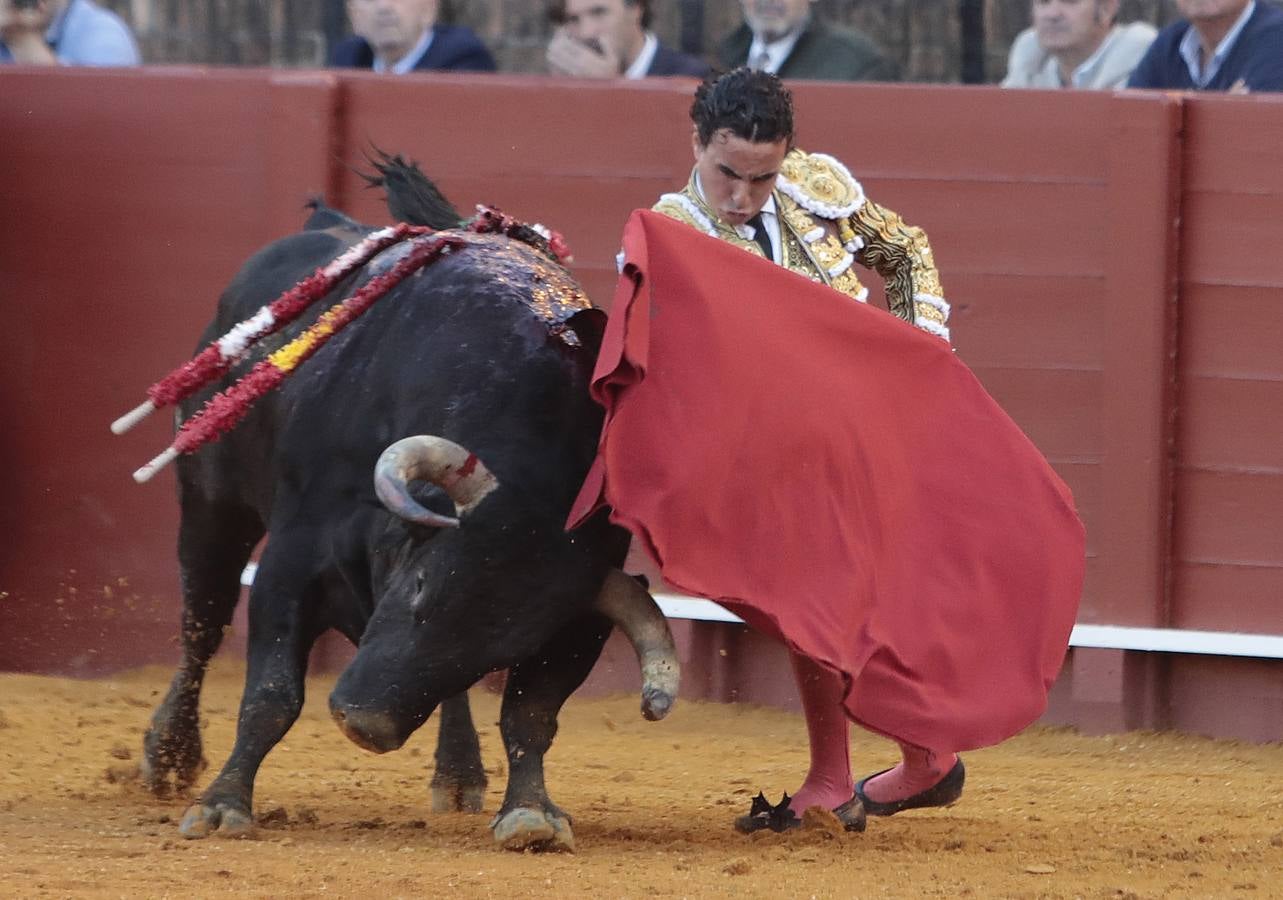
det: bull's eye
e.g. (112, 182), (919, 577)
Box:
(411, 571), (430, 626)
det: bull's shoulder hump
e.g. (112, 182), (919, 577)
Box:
(221, 229), (361, 316)
(451, 232), (594, 323)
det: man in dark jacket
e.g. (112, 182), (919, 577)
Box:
(717, 0), (898, 81)
(546, 0), (709, 78)
(1127, 0), (1283, 91)
(330, 0), (495, 73)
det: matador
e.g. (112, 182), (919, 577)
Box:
(571, 67), (1083, 840)
(653, 147), (951, 343)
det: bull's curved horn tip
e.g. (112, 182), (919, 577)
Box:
(133, 446), (179, 483)
(112, 399), (157, 435)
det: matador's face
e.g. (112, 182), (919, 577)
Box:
(691, 128), (789, 228)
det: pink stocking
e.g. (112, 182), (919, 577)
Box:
(786, 650), (854, 812)
(860, 741), (958, 804)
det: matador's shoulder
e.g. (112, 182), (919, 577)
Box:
(652, 191), (717, 237)
(776, 148), (866, 220)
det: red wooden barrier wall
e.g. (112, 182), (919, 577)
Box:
(1, 68), (1279, 740)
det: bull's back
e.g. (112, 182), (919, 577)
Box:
(273, 234), (603, 507)
(181, 228), (601, 519)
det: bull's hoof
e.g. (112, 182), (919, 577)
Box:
(140, 726), (206, 797)
(641, 687), (675, 722)
(431, 782), (486, 814)
(179, 801), (256, 839)
(490, 807), (575, 853)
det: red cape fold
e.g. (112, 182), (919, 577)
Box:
(568, 210), (1085, 751)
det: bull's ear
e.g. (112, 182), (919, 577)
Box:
(565, 308), (607, 357)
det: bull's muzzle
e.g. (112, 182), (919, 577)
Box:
(330, 704), (405, 754)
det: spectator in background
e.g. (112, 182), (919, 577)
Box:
(1128, 0), (1283, 92)
(0, 0), (139, 65)
(330, 0), (495, 73)
(717, 0), (897, 82)
(545, 0), (708, 78)
(1002, 0), (1156, 89)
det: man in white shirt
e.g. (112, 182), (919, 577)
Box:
(545, 0), (707, 79)
(1003, 0), (1156, 89)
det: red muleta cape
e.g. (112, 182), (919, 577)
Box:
(568, 210), (1085, 752)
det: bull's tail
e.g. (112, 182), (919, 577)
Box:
(360, 148), (464, 230)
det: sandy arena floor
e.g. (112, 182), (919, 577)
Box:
(0, 660), (1280, 899)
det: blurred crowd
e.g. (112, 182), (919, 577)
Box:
(3, 0), (1280, 92)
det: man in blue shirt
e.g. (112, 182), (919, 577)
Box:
(1, 0), (139, 65)
(329, 0), (495, 73)
(1128, 0), (1283, 91)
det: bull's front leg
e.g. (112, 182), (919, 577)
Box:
(143, 496), (263, 796)
(179, 553), (317, 839)
(430, 692), (486, 813)
(490, 615), (611, 853)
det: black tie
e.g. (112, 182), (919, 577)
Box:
(746, 212), (773, 261)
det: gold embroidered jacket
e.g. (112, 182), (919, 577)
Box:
(652, 148), (950, 342)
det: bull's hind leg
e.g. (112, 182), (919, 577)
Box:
(179, 541), (319, 838)
(430, 693), (487, 813)
(142, 499), (263, 796)
(491, 615), (611, 853)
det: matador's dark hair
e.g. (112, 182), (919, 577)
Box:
(690, 67), (795, 148)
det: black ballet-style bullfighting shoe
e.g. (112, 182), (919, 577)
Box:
(854, 757), (966, 817)
(733, 790), (867, 834)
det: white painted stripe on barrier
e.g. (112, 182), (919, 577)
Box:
(654, 593), (1283, 660)
(1067, 623), (1283, 658)
(238, 566), (1283, 659)
(655, 594), (744, 624)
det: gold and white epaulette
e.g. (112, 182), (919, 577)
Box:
(777, 150), (865, 220)
(653, 193), (718, 238)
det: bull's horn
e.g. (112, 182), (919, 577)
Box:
(373, 436), (499, 528)
(594, 569), (680, 721)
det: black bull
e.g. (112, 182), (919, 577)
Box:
(138, 179), (678, 852)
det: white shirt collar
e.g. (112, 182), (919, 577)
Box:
(1068, 25), (1119, 87)
(747, 17), (809, 75)
(1179, 0), (1255, 87)
(623, 31), (659, 79)
(373, 26), (435, 74)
